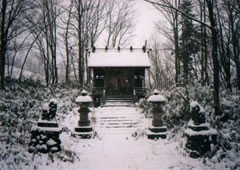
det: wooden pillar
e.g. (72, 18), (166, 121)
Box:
(143, 68), (146, 88)
(90, 68), (94, 88)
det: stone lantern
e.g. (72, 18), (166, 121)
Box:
(146, 89), (167, 139)
(73, 90), (94, 138)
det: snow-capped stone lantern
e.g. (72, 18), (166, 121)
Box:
(73, 90), (94, 138)
(184, 101), (217, 158)
(146, 89), (167, 139)
(29, 99), (61, 153)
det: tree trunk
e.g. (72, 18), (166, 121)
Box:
(64, 3), (73, 83)
(230, 10), (240, 91)
(174, 0), (180, 84)
(54, 4), (58, 84)
(19, 34), (40, 81)
(217, 4), (232, 92)
(78, 1), (83, 87)
(200, 0), (208, 85)
(65, 35), (70, 83)
(203, 1), (208, 85)
(206, 0), (221, 116)
(0, 0), (7, 90)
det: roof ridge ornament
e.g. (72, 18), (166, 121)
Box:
(142, 45), (146, 53)
(130, 46), (133, 52)
(105, 46), (108, 51)
(92, 46), (96, 53)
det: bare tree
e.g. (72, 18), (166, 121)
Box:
(225, 0), (240, 91)
(149, 36), (175, 90)
(0, 0), (7, 89)
(68, 0), (107, 86)
(18, 31), (42, 81)
(145, 0), (222, 115)
(59, 0), (74, 83)
(0, 0), (32, 89)
(104, 0), (135, 48)
(151, 0), (181, 84)
(27, 0), (59, 86)
(197, 0), (209, 85)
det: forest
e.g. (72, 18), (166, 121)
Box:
(0, 0), (240, 169)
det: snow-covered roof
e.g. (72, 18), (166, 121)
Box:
(88, 48), (151, 68)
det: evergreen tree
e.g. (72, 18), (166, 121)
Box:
(179, 0), (199, 84)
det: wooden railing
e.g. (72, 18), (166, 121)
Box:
(91, 87), (105, 106)
(133, 87), (147, 102)
(91, 87), (147, 106)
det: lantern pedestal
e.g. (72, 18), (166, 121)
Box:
(72, 90), (94, 139)
(73, 126), (94, 138)
(146, 125), (167, 139)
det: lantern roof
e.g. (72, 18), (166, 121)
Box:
(75, 90), (92, 103)
(148, 89), (166, 103)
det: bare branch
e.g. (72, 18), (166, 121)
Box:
(144, 0), (212, 29)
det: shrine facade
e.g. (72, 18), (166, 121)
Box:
(87, 47), (151, 106)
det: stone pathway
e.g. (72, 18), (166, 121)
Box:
(37, 106), (211, 170)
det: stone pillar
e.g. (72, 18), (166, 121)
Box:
(28, 99), (62, 153)
(184, 101), (217, 158)
(72, 90), (94, 138)
(146, 89), (167, 139)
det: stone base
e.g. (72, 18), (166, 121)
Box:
(35, 119), (61, 133)
(146, 126), (167, 139)
(75, 125), (93, 132)
(37, 119), (58, 127)
(72, 126), (94, 138)
(28, 120), (62, 153)
(185, 124), (217, 158)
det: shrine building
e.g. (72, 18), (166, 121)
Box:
(87, 46), (151, 106)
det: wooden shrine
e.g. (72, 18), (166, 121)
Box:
(87, 47), (151, 106)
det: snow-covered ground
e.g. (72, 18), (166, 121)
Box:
(31, 106), (212, 170)
(1, 82), (239, 170)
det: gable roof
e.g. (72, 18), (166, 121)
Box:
(88, 48), (151, 68)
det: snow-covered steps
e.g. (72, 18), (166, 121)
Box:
(94, 107), (145, 135)
(103, 101), (135, 107)
(102, 95), (135, 107)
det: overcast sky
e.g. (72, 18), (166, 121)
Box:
(95, 0), (166, 48)
(134, 0), (162, 47)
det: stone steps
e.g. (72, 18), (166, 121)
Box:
(94, 107), (144, 135)
(101, 95), (135, 107)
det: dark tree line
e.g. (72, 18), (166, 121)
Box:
(0, 0), (135, 89)
(0, 0), (34, 89)
(146, 0), (240, 116)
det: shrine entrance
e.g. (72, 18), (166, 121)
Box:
(105, 68), (134, 95)
(93, 67), (145, 96)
